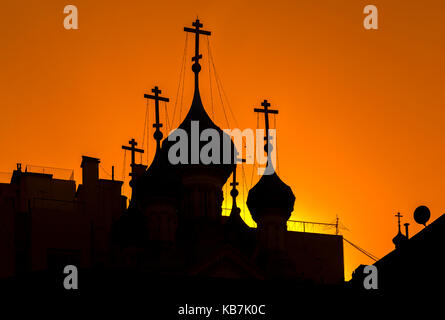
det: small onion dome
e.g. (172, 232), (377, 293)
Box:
(246, 172), (295, 223)
(135, 148), (180, 206)
(227, 188), (246, 227)
(161, 88), (236, 183)
(392, 230), (407, 248)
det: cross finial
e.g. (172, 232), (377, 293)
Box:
(254, 99), (279, 147)
(262, 99), (271, 108)
(229, 157), (246, 218)
(122, 138), (144, 176)
(192, 18), (203, 29)
(184, 18), (211, 87)
(395, 212), (403, 232)
(151, 86), (161, 96)
(230, 157), (246, 189)
(254, 100), (279, 175)
(144, 86), (170, 149)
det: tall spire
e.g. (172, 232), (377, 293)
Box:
(184, 18), (211, 90)
(144, 86), (169, 150)
(229, 158), (246, 220)
(247, 100), (295, 224)
(254, 99), (279, 175)
(161, 17), (235, 192)
(392, 212), (407, 249)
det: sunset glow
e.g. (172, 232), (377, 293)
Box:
(1, 0), (445, 280)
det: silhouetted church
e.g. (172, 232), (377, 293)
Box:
(0, 19), (344, 286)
(111, 19), (344, 284)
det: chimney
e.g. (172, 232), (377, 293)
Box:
(404, 223), (410, 239)
(81, 156), (100, 187)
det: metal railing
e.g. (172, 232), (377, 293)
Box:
(25, 165), (74, 181)
(287, 219), (338, 234)
(0, 172), (12, 183)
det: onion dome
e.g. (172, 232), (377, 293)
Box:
(160, 19), (236, 182)
(247, 172), (295, 223)
(134, 148), (180, 206)
(228, 188), (243, 223)
(392, 212), (408, 249)
(161, 88), (236, 182)
(392, 230), (407, 249)
(134, 86), (181, 207)
(248, 99), (295, 223)
(224, 168), (254, 255)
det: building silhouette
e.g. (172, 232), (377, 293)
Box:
(0, 19), (344, 288)
(0, 158), (126, 278)
(350, 207), (445, 292)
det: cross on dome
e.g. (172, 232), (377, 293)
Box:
(395, 212), (403, 232)
(122, 138), (144, 177)
(184, 18), (211, 87)
(254, 99), (279, 146)
(184, 18), (211, 66)
(144, 86), (169, 149)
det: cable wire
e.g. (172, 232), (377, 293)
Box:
(122, 150), (127, 194)
(207, 38), (239, 128)
(141, 98), (149, 164)
(207, 39), (230, 128)
(164, 100), (171, 133)
(206, 37), (215, 119)
(172, 33), (188, 128)
(179, 34), (188, 124)
(343, 238), (379, 262)
(273, 114), (279, 175)
(99, 164), (112, 179)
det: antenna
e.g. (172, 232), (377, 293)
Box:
(336, 215), (339, 235)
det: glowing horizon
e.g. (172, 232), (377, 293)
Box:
(2, 0), (445, 281)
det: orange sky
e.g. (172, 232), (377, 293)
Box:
(1, 0), (445, 280)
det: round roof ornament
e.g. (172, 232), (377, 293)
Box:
(414, 205), (430, 226)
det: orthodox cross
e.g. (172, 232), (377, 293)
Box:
(184, 18), (211, 65)
(254, 99), (279, 147)
(144, 86), (169, 149)
(395, 212), (403, 231)
(184, 18), (211, 84)
(122, 138), (144, 172)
